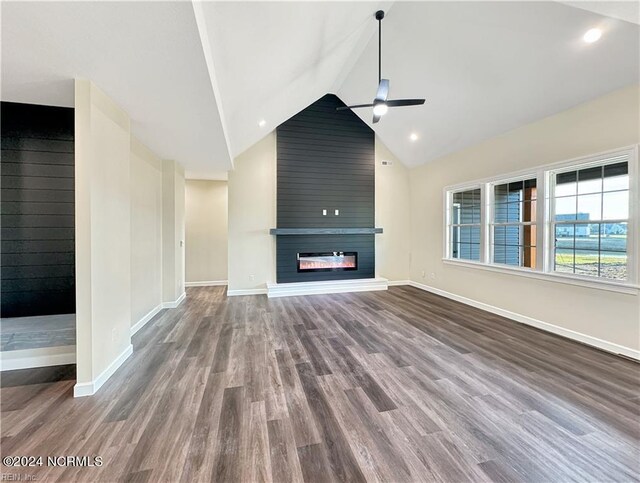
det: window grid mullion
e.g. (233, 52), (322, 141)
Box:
(445, 147), (635, 285)
(550, 157), (630, 281)
(447, 187), (482, 262)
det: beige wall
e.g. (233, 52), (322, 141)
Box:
(162, 160), (186, 303)
(130, 137), (163, 325)
(75, 80), (186, 394)
(177, 166), (186, 297)
(409, 84), (640, 352)
(228, 133), (276, 292)
(186, 180), (228, 283)
(75, 79), (132, 387)
(375, 138), (411, 281)
(227, 132), (411, 291)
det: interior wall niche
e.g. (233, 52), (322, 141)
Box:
(1, 102), (75, 317)
(275, 94), (375, 283)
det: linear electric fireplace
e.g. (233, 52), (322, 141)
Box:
(297, 252), (357, 272)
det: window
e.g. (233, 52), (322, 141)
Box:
(443, 146), (637, 290)
(491, 177), (537, 268)
(448, 188), (481, 261)
(551, 156), (629, 281)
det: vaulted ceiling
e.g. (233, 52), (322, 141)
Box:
(338, 1), (640, 166)
(2, 1), (638, 177)
(1, 1), (231, 179)
(197, 1), (390, 158)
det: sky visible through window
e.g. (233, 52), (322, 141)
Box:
(553, 161), (628, 280)
(555, 170), (628, 221)
(446, 157), (632, 283)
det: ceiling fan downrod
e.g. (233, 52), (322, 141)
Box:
(335, 9), (425, 123)
(376, 10), (384, 83)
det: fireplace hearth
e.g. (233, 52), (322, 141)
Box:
(297, 252), (357, 272)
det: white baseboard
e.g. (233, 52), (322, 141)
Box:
(388, 280), (411, 287)
(408, 281), (640, 361)
(267, 277), (388, 298)
(227, 287), (268, 297)
(162, 292), (186, 309)
(185, 280), (228, 287)
(74, 344), (133, 397)
(1, 345), (76, 371)
(130, 304), (163, 336)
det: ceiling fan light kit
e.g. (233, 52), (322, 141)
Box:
(372, 103), (388, 116)
(337, 10), (426, 123)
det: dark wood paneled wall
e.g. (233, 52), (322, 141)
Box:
(277, 94), (374, 228)
(1, 102), (75, 318)
(276, 95), (375, 283)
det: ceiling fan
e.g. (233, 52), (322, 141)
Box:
(336, 10), (425, 123)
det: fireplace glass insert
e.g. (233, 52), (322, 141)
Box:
(297, 252), (357, 272)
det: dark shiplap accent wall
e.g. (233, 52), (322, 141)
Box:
(276, 95), (375, 283)
(1, 102), (75, 317)
(277, 94), (374, 228)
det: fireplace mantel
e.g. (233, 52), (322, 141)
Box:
(269, 228), (383, 235)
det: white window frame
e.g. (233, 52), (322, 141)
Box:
(444, 184), (484, 263)
(442, 145), (639, 295)
(545, 149), (636, 284)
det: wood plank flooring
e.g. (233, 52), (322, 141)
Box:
(1, 314), (75, 351)
(1, 286), (639, 482)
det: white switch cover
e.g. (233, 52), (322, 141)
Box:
(335, 209), (339, 215)
(322, 209), (327, 216)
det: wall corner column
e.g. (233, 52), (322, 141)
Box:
(74, 79), (132, 396)
(162, 160), (186, 305)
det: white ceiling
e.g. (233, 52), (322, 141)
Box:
(338, 1), (640, 167)
(560, 1), (640, 25)
(2, 1), (639, 175)
(1, 1), (231, 179)
(198, 1), (390, 157)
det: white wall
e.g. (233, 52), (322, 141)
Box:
(75, 79), (132, 391)
(185, 180), (228, 284)
(228, 133), (276, 293)
(130, 137), (163, 326)
(227, 132), (411, 291)
(409, 84), (640, 353)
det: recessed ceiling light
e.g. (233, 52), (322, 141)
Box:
(372, 103), (388, 116)
(410, 133), (419, 141)
(258, 119), (266, 127)
(583, 28), (602, 43)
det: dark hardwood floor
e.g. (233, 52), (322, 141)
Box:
(1, 286), (639, 482)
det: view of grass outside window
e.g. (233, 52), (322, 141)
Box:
(492, 178), (537, 268)
(445, 150), (634, 286)
(552, 158), (628, 280)
(450, 188), (481, 261)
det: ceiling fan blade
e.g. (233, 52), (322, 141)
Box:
(336, 103), (375, 111)
(386, 98), (426, 107)
(375, 79), (389, 101)
(372, 113), (381, 124)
